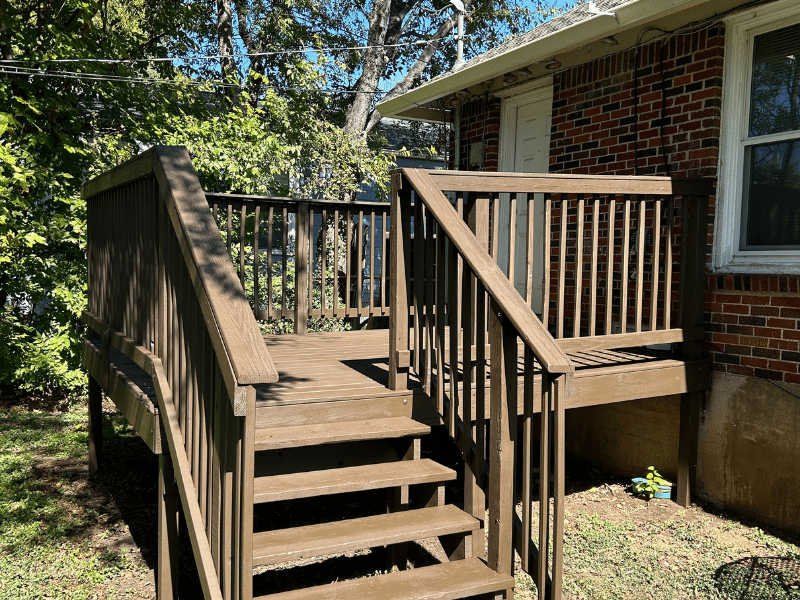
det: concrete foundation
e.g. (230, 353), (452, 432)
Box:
(565, 373), (800, 536)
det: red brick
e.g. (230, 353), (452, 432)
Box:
(772, 296), (800, 308)
(740, 294), (771, 306)
(772, 336), (800, 349)
(741, 356), (769, 369)
(724, 304), (750, 315)
(785, 372), (800, 385)
(768, 361), (796, 374)
(767, 318), (796, 329)
(751, 305), (780, 317)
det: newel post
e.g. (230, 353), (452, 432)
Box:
(389, 172), (412, 390)
(294, 201), (310, 334)
(677, 193), (709, 507)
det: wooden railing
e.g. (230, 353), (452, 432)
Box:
(205, 193), (390, 333)
(389, 169), (712, 599)
(84, 146), (278, 600)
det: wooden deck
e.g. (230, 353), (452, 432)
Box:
(255, 329), (710, 426)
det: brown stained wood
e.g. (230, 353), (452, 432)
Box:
(253, 205), (261, 317)
(589, 196), (600, 336)
(665, 196), (674, 329)
(574, 196), (585, 339)
(399, 170), (572, 375)
(525, 195), (535, 305)
(254, 417), (429, 451)
(295, 202), (310, 334)
(491, 195), (500, 264)
(651, 199), (662, 331)
(253, 459), (455, 503)
(635, 199), (646, 333)
(538, 372), (551, 600)
(423, 169), (716, 196)
(267, 205), (274, 319)
(282, 205), (289, 318)
(345, 208), (352, 313)
(542, 196), (551, 329)
(254, 558), (515, 600)
(487, 303), (517, 577)
(253, 505), (477, 566)
(520, 348), (534, 573)
(448, 237), (460, 439)
(605, 198), (616, 336)
(389, 176), (411, 390)
(82, 148), (156, 200)
(320, 208), (328, 316)
(556, 198), (567, 339)
(149, 147), (278, 412)
(620, 198), (631, 334)
(424, 212), (436, 392)
(334, 209), (341, 318)
(507, 194), (517, 288)
(551, 374), (568, 597)
(226, 203), (233, 256)
(555, 327), (702, 353)
(370, 209), (376, 316)
(88, 375), (103, 472)
(413, 200), (425, 377)
(435, 224), (447, 413)
(157, 453), (180, 600)
(358, 210), (365, 313)
(239, 204), (246, 289)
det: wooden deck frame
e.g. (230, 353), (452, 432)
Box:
(83, 151), (713, 600)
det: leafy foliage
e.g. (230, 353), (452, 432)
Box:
(631, 466), (672, 500)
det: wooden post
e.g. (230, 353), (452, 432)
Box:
(487, 300), (517, 576)
(389, 172), (411, 390)
(157, 453), (180, 600)
(294, 201), (309, 334)
(677, 194), (708, 508)
(87, 375), (103, 473)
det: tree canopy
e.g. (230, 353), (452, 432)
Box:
(0, 0), (565, 398)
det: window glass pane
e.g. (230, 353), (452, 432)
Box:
(743, 140), (800, 247)
(749, 23), (800, 137)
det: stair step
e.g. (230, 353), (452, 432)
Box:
(253, 505), (478, 566)
(254, 459), (455, 503)
(255, 417), (430, 451)
(254, 558), (514, 600)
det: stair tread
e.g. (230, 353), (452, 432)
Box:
(254, 459), (455, 503)
(254, 558), (514, 600)
(255, 416), (430, 451)
(253, 505), (478, 566)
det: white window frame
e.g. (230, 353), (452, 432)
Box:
(716, 0), (800, 274)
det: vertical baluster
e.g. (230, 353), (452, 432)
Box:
(345, 209), (352, 317)
(543, 195), (551, 329)
(507, 193), (517, 287)
(520, 346), (534, 572)
(605, 198), (616, 335)
(665, 196), (674, 329)
(239, 203), (246, 289)
(381, 210), (388, 315)
(589, 195), (600, 336)
(333, 208), (340, 318)
(388, 178), (412, 391)
(226, 202), (233, 256)
(422, 211), (435, 392)
(475, 280), (487, 508)
(636, 197), (646, 332)
(526, 194), (535, 306)
(461, 262), (474, 460)
(370, 209), (376, 316)
(538, 372), (551, 600)
(253, 204), (260, 318)
(281, 206), (288, 317)
(557, 197), (567, 339)
(413, 200), (425, 377)
(295, 202), (309, 334)
(621, 196), (631, 333)
(435, 224), (446, 414)
(321, 207), (328, 316)
(448, 237), (460, 439)
(357, 210), (365, 315)
(267, 205), (274, 320)
(651, 198), (662, 331)
(574, 195), (585, 338)
(491, 193), (500, 264)
(552, 374), (568, 597)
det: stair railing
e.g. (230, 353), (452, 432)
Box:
(388, 168), (713, 599)
(204, 193), (391, 332)
(83, 146), (278, 600)
(389, 168), (574, 597)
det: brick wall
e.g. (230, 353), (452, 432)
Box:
(450, 95), (501, 171)
(454, 23), (800, 382)
(705, 275), (800, 385)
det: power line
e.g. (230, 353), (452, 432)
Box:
(0, 66), (389, 95)
(0, 40), (430, 66)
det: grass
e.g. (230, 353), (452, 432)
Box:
(0, 401), (153, 600)
(2, 397), (799, 599)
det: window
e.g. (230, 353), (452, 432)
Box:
(717, 1), (800, 272)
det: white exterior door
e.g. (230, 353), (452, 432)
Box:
(498, 84), (553, 313)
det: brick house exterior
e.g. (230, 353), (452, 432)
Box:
(381, 0), (800, 535)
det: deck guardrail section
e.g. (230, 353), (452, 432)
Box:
(390, 168), (712, 600)
(84, 146), (278, 600)
(206, 193), (390, 333)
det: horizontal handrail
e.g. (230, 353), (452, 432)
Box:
(83, 146), (278, 414)
(205, 192), (389, 211)
(426, 169), (716, 196)
(399, 168), (573, 374)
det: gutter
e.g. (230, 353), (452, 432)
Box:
(377, 0), (718, 121)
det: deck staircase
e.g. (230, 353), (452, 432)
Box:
(251, 415), (513, 599)
(82, 146), (713, 600)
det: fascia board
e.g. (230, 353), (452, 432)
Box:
(377, 0), (716, 120)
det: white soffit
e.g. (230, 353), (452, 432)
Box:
(377, 0), (729, 121)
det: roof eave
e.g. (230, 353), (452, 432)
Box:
(377, 0), (715, 120)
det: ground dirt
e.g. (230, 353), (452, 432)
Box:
(3, 402), (798, 599)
